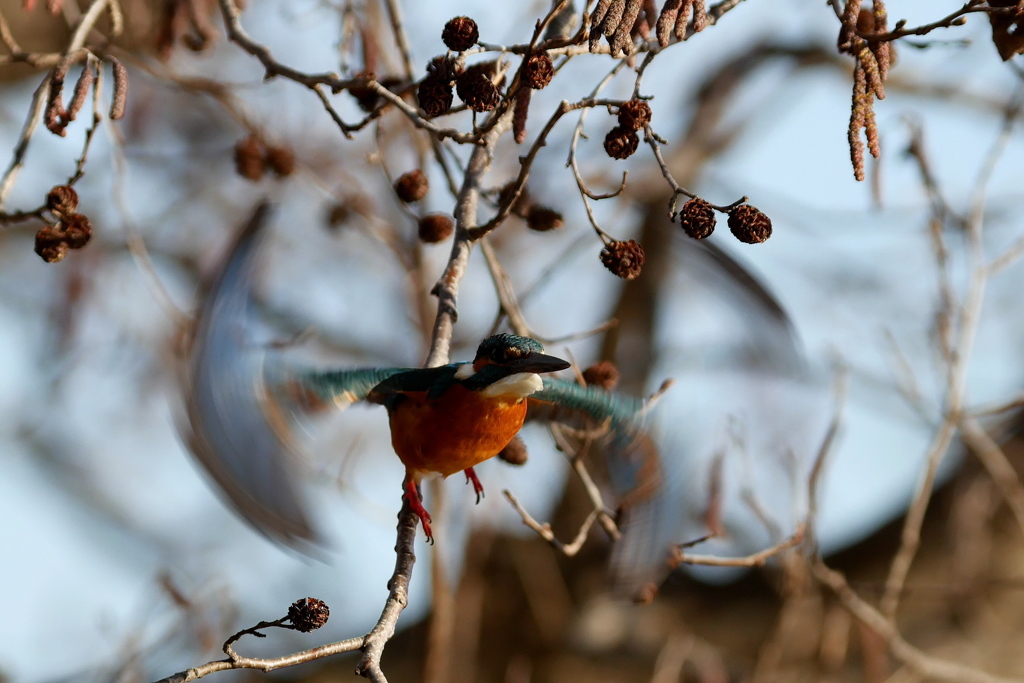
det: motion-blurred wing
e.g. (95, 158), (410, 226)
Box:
(184, 204), (402, 550)
(185, 203), (322, 548)
(530, 378), (678, 596)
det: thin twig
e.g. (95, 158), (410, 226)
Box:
(0, 0), (112, 208)
(671, 525), (804, 568)
(813, 560), (1023, 683)
(644, 129), (747, 215)
(380, 0), (415, 80)
(152, 502), (420, 683)
(504, 489), (600, 556)
(879, 94), (1020, 620)
(960, 415), (1024, 539)
(479, 238), (532, 337)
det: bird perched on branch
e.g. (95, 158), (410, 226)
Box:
(184, 204), (671, 591)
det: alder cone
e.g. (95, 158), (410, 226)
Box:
(603, 126), (639, 159)
(617, 99), (651, 131)
(62, 213), (92, 249)
(600, 239), (645, 279)
(394, 170), (429, 203)
(456, 69), (500, 112)
(497, 435), (528, 465)
(442, 16), (479, 52)
(582, 360), (620, 390)
(418, 214), (454, 243)
(521, 53), (554, 89)
(46, 185), (78, 214)
(288, 598), (330, 632)
(34, 225), (67, 263)
(728, 204), (772, 244)
(265, 146), (296, 177)
(234, 135), (265, 181)
(678, 197), (716, 239)
(418, 77), (454, 117)
(526, 206), (563, 232)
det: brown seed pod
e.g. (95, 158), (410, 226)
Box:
(600, 239), (645, 279)
(497, 435), (528, 466)
(609, 0), (644, 56)
(513, 88), (531, 143)
(498, 182), (532, 218)
(326, 203), (351, 228)
(848, 64), (867, 181)
(603, 126), (639, 159)
(394, 169), (429, 203)
(837, 0), (863, 53)
(62, 213), (92, 249)
(456, 66), (500, 112)
(325, 196), (372, 229)
(673, 0), (693, 40)
(418, 214), (455, 243)
(417, 77), (455, 117)
(45, 61), (69, 136)
(691, 0), (708, 32)
(617, 99), (651, 131)
(582, 360), (620, 390)
(678, 197), (716, 239)
(265, 146), (296, 177)
(656, 0), (682, 47)
(287, 598), (330, 633)
(234, 134), (265, 181)
(521, 53), (554, 89)
(109, 57), (128, 120)
(442, 16), (479, 52)
(34, 225), (68, 263)
(425, 55), (459, 83)
(728, 204), (772, 244)
(347, 71), (381, 113)
(526, 206), (563, 232)
(67, 63), (95, 123)
(46, 185), (79, 214)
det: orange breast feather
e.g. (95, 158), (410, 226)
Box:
(388, 383), (527, 477)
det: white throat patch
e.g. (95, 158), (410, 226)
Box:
(454, 363), (476, 379)
(480, 372), (543, 399)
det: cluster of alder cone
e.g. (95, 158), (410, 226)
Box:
(33, 186), (93, 264)
(414, 16), (776, 282)
(218, 13), (775, 283)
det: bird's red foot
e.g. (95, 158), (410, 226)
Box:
(403, 477), (433, 543)
(464, 467), (484, 504)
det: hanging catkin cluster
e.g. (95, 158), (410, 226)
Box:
(838, 0), (890, 181)
(654, 0), (708, 47)
(589, 0), (651, 56)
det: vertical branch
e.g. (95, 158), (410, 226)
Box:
(355, 501), (420, 681)
(879, 95), (1019, 620)
(381, 0), (415, 80)
(424, 107), (515, 367)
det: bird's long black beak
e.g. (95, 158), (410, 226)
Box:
(509, 352), (571, 374)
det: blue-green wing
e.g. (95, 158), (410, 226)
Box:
(288, 365), (458, 411)
(530, 378), (678, 595)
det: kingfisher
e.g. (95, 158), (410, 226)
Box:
(184, 204), (669, 588)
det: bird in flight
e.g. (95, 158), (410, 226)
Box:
(183, 203), (671, 592)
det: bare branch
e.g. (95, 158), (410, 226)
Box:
(153, 502), (420, 683)
(670, 525), (804, 568)
(504, 489), (600, 556)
